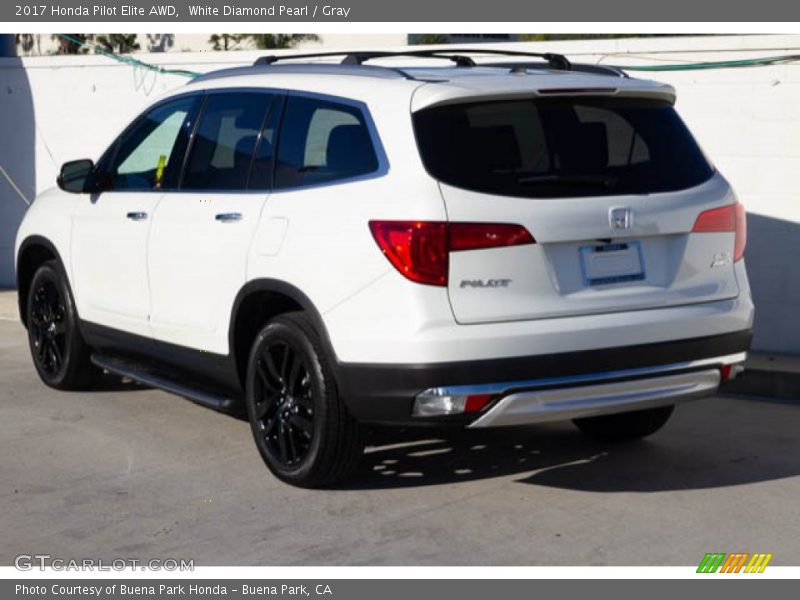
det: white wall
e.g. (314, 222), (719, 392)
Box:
(15, 33), (408, 55)
(1, 35), (798, 352)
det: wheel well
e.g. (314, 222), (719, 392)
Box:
(232, 290), (303, 387)
(16, 243), (56, 327)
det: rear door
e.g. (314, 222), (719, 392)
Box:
(413, 94), (741, 324)
(147, 90), (280, 353)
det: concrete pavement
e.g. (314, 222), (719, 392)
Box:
(0, 289), (17, 320)
(1, 317), (799, 566)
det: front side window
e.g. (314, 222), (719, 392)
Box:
(275, 96), (379, 189)
(413, 96), (714, 198)
(105, 97), (198, 191)
(182, 92), (275, 191)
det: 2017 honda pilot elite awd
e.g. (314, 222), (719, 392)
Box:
(16, 49), (753, 487)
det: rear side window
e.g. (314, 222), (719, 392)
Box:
(182, 92), (274, 191)
(413, 96), (714, 198)
(275, 96), (379, 189)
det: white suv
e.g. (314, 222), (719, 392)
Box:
(15, 50), (754, 487)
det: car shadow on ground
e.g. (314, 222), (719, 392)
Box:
(81, 372), (800, 494)
(342, 400), (800, 492)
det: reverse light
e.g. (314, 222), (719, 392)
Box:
(369, 221), (535, 286)
(691, 202), (747, 261)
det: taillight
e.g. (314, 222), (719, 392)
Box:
(368, 221), (448, 286)
(691, 202), (747, 262)
(734, 203), (747, 262)
(369, 221), (535, 286)
(449, 223), (535, 252)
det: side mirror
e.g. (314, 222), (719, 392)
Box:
(57, 159), (95, 193)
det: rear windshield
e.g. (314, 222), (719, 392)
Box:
(413, 96), (714, 198)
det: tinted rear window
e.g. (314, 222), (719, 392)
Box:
(413, 96), (714, 198)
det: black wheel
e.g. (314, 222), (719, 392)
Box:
(245, 312), (363, 488)
(572, 405), (675, 442)
(26, 261), (99, 390)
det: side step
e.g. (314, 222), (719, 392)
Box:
(91, 354), (237, 412)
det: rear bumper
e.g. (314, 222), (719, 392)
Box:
(336, 329), (752, 425)
(467, 368), (721, 427)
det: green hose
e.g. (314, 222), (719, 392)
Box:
(55, 34), (201, 78)
(612, 53), (800, 71)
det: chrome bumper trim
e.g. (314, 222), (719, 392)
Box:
(468, 368), (721, 428)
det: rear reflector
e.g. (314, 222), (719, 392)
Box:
(369, 221), (535, 286)
(691, 202), (747, 262)
(464, 394), (494, 413)
(720, 364), (733, 383)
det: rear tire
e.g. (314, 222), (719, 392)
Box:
(26, 261), (100, 390)
(572, 405), (675, 442)
(244, 312), (363, 488)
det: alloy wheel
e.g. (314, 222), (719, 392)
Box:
(252, 341), (315, 466)
(29, 279), (68, 377)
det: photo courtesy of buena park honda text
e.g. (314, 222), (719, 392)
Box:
(1, 0), (800, 596)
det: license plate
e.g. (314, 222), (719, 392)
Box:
(580, 241), (645, 286)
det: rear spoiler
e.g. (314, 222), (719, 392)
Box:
(411, 80), (676, 112)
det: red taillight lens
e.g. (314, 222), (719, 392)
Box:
(369, 221), (448, 286)
(369, 221), (535, 286)
(449, 223), (535, 252)
(691, 202), (747, 262)
(734, 203), (747, 262)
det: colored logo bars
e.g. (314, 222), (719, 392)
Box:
(697, 552), (773, 573)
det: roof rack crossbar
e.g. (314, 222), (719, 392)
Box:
(254, 48), (573, 72)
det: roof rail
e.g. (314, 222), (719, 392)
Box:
(254, 48), (573, 71)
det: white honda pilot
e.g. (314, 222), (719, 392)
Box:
(15, 50), (754, 487)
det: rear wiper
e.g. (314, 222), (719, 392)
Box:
(517, 174), (618, 188)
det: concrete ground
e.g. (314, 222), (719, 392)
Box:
(2, 313), (800, 566)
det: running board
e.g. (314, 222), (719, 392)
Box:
(91, 354), (237, 412)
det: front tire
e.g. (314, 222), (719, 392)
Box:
(572, 405), (675, 442)
(244, 312), (363, 488)
(26, 261), (99, 390)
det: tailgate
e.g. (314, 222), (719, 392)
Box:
(442, 176), (740, 324)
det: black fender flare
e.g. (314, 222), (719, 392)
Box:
(228, 277), (340, 367)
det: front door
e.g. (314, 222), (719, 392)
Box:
(71, 96), (200, 338)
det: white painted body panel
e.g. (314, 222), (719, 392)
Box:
(147, 191), (268, 352)
(322, 262), (753, 363)
(71, 191), (162, 338)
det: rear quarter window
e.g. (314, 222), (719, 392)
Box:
(275, 95), (380, 189)
(413, 96), (714, 198)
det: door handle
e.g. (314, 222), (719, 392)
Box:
(215, 212), (242, 223)
(126, 212), (148, 221)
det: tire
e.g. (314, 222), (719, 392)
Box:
(244, 312), (363, 488)
(26, 260), (100, 390)
(572, 405), (675, 442)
